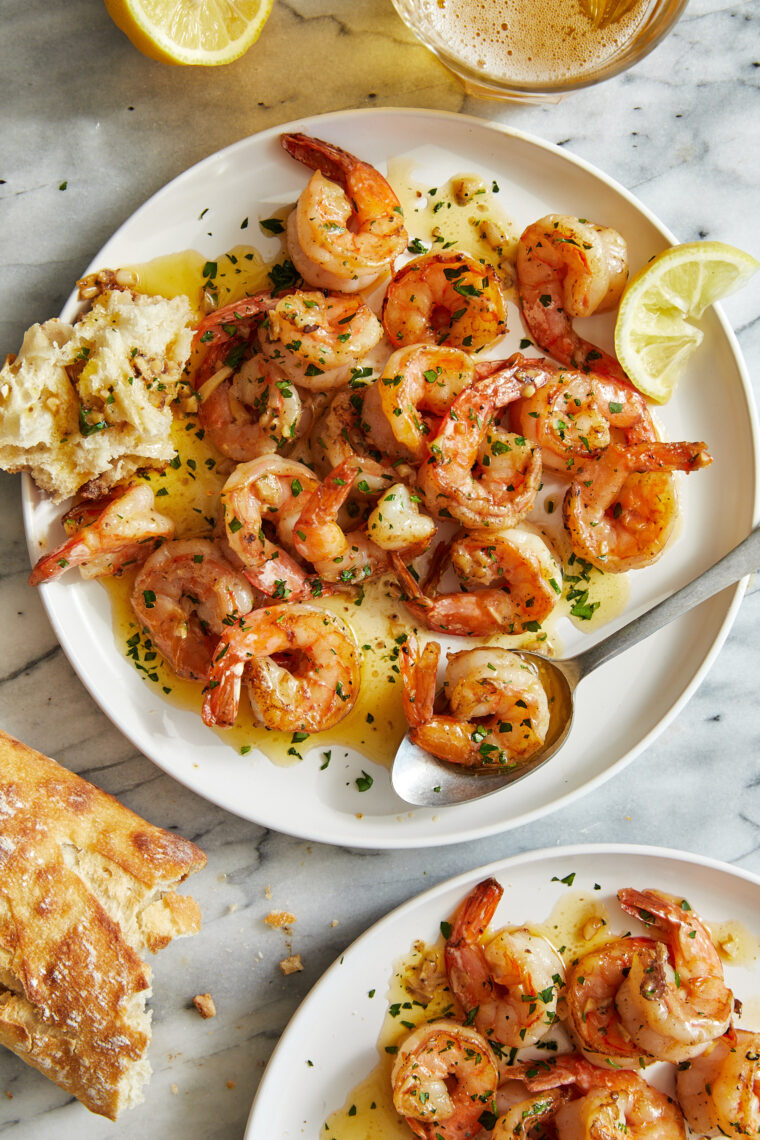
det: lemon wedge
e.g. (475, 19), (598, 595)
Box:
(104, 0), (274, 65)
(614, 241), (759, 403)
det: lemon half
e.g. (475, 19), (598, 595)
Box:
(104, 0), (274, 66)
(614, 241), (759, 403)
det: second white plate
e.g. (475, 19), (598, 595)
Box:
(247, 844), (760, 1137)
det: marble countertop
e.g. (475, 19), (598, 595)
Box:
(1, 0), (759, 1135)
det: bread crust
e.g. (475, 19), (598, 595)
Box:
(0, 730), (205, 1118)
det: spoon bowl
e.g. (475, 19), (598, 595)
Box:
(391, 526), (760, 807)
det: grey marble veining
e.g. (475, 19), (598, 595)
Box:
(1, 0), (759, 1135)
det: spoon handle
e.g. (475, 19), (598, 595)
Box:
(571, 526), (760, 681)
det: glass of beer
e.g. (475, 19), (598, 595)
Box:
(391, 0), (687, 101)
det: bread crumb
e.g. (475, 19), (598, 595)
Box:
(193, 993), (216, 1019)
(279, 954), (303, 975)
(226, 1080), (236, 1090)
(171, 1084), (179, 1095)
(228, 902), (238, 914)
(264, 884), (272, 900)
(265, 910), (295, 929)
(330, 919), (339, 928)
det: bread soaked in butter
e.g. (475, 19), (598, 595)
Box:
(0, 289), (194, 502)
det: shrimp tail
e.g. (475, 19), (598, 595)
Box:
(281, 132), (354, 186)
(29, 535), (90, 585)
(400, 635), (439, 727)
(202, 640), (245, 728)
(450, 877), (504, 944)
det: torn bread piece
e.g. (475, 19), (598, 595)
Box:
(0, 730), (205, 1119)
(0, 288), (194, 502)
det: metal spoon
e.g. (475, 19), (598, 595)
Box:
(392, 526), (760, 807)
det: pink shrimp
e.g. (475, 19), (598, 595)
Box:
(281, 132), (407, 292)
(29, 484), (174, 585)
(444, 877), (565, 1050)
(201, 603), (360, 732)
(563, 441), (712, 572)
(614, 887), (733, 1063)
(516, 215), (629, 379)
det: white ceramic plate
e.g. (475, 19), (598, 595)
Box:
(246, 844), (760, 1137)
(23, 108), (758, 848)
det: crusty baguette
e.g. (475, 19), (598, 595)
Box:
(0, 730), (205, 1118)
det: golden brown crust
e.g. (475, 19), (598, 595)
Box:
(0, 730), (206, 1118)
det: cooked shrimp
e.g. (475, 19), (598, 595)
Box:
(418, 358), (545, 530)
(563, 938), (656, 1069)
(516, 215), (628, 379)
(518, 1054), (687, 1140)
(361, 344), (478, 462)
(383, 251), (508, 353)
(220, 456), (321, 600)
(201, 603), (360, 732)
(198, 353), (302, 461)
(391, 1019), (500, 1140)
(392, 547), (554, 639)
(450, 529), (562, 625)
(512, 362), (655, 474)
(391, 527), (560, 637)
(676, 1028), (760, 1138)
(445, 877), (564, 1050)
(292, 457), (389, 583)
(259, 290), (383, 390)
(563, 441), (712, 572)
(29, 484), (174, 585)
(281, 132), (407, 292)
(614, 887), (733, 1063)
(400, 638), (550, 768)
(131, 539), (253, 681)
(311, 387), (408, 493)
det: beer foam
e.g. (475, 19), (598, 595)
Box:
(425, 0), (653, 85)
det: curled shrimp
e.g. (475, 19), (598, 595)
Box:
(259, 290), (383, 390)
(445, 877), (565, 1050)
(311, 387), (410, 493)
(29, 484), (174, 585)
(614, 887), (734, 1063)
(391, 1019), (500, 1140)
(417, 357), (545, 530)
(361, 344), (478, 462)
(131, 539), (253, 681)
(220, 456), (321, 600)
(281, 132), (407, 292)
(391, 528), (561, 637)
(292, 457), (390, 584)
(400, 638), (550, 769)
(563, 938), (656, 1069)
(563, 441), (712, 572)
(518, 1054), (687, 1140)
(201, 603), (360, 732)
(511, 361), (655, 474)
(383, 251), (508, 353)
(675, 1028), (760, 1138)
(516, 215), (628, 379)
(197, 353), (302, 461)
(450, 529), (562, 625)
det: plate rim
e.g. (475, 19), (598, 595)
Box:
(245, 840), (760, 1135)
(21, 106), (760, 849)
